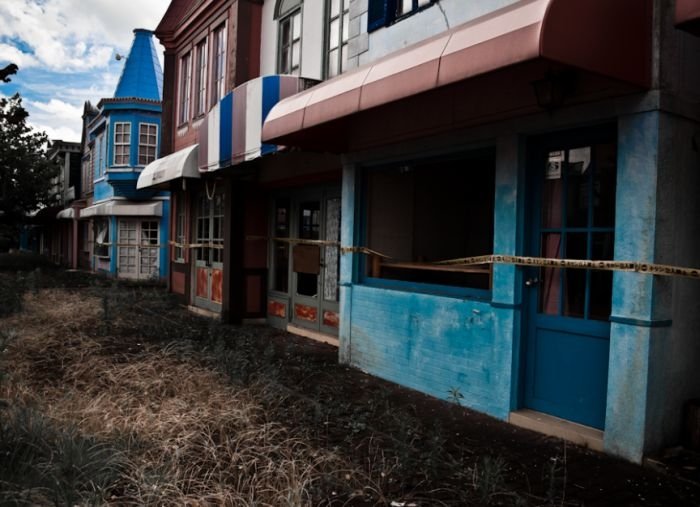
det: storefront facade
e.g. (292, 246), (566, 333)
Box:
(262, 0), (700, 462)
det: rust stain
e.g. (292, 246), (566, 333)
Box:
(294, 304), (317, 322)
(268, 300), (287, 318)
(196, 268), (208, 299)
(211, 269), (223, 303)
(323, 310), (339, 328)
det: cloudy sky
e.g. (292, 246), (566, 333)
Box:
(0, 0), (171, 142)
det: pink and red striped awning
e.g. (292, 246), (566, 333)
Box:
(262, 0), (652, 148)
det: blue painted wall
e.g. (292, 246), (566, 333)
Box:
(605, 111), (665, 462)
(349, 285), (513, 417)
(340, 151), (519, 420)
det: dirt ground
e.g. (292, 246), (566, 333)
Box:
(1, 268), (699, 506)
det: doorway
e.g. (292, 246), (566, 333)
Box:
(268, 189), (341, 336)
(117, 218), (159, 280)
(523, 129), (617, 429)
(192, 189), (225, 312)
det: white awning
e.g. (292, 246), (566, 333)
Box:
(56, 208), (75, 219)
(80, 201), (162, 218)
(137, 144), (200, 189)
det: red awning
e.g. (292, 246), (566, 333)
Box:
(676, 0), (700, 36)
(262, 0), (651, 146)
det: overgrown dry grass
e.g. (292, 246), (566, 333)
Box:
(0, 287), (377, 505)
(2, 272), (695, 506)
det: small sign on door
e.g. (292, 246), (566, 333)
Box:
(546, 151), (564, 180)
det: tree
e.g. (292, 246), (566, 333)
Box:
(0, 93), (58, 247)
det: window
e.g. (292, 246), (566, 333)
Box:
(94, 133), (104, 178)
(113, 122), (130, 166)
(211, 24), (227, 105)
(94, 218), (110, 258)
(538, 143), (617, 321)
(368, 0), (436, 31)
(326, 0), (349, 78)
(174, 194), (186, 262)
(396, 0), (432, 17)
(276, 0), (302, 75)
(138, 123), (158, 166)
(363, 149), (495, 292)
(82, 153), (93, 194)
(194, 39), (208, 116)
(178, 52), (192, 124)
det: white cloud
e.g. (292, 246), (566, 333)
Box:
(25, 97), (83, 142)
(32, 123), (81, 143)
(0, 0), (170, 143)
(0, 42), (38, 68)
(0, 0), (168, 72)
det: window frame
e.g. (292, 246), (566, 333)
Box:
(94, 133), (105, 178)
(173, 193), (186, 262)
(178, 51), (192, 125)
(112, 122), (131, 167)
(82, 153), (93, 195)
(359, 150), (495, 300)
(137, 122), (158, 166)
(193, 38), (208, 117)
(325, 0), (350, 78)
(210, 23), (227, 106)
(368, 0), (437, 32)
(277, 8), (302, 75)
(94, 218), (110, 258)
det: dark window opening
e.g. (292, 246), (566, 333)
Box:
(364, 149), (495, 290)
(368, 0), (437, 32)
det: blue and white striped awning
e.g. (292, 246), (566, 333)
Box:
(198, 75), (304, 172)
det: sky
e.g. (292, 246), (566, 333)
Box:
(0, 0), (171, 143)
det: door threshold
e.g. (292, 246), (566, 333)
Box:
(187, 305), (222, 320)
(286, 324), (339, 347)
(509, 409), (604, 452)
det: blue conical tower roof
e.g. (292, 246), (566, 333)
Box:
(114, 29), (163, 101)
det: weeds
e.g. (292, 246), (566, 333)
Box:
(0, 405), (124, 505)
(0, 271), (689, 506)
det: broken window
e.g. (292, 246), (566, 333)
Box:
(94, 219), (110, 258)
(364, 149), (495, 291)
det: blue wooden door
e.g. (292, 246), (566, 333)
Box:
(523, 133), (617, 429)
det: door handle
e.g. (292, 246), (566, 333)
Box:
(525, 278), (540, 287)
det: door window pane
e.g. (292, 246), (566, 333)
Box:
(589, 232), (614, 321)
(563, 233), (587, 318)
(593, 143), (617, 228)
(273, 198), (290, 293)
(324, 197), (341, 301)
(297, 201), (320, 297)
(566, 147), (591, 228)
(539, 232), (562, 315)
